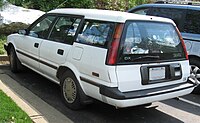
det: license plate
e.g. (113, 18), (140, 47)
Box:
(149, 67), (165, 81)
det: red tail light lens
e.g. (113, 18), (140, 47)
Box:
(176, 27), (188, 60)
(107, 24), (124, 65)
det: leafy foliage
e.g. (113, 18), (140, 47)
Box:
(0, 35), (6, 54)
(0, 0), (3, 7)
(0, 22), (29, 35)
(7, 0), (153, 11)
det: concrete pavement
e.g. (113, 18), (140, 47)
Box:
(0, 63), (73, 123)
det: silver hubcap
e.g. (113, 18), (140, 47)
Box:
(190, 65), (200, 84)
(63, 77), (77, 103)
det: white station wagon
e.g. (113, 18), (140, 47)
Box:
(4, 9), (196, 110)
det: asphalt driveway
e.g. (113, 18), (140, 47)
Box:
(0, 64), (200, 123)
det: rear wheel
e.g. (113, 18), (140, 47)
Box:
(189, 58), (200, 94)
(9, 46), (22, 73)
(60, 71), (87, 110)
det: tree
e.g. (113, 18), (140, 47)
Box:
(7, 0), (154, 11)
(0, 0), (3, 7)
(7, 0), (94, 11)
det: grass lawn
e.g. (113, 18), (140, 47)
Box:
(0, 35), (6, 55)
(0, 90), (32, 123)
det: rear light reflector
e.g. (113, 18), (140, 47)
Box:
(107, 24), (124, 65)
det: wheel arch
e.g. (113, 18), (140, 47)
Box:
(189, 55), (200, 62)
(7, 43), (15, 55)
(56, 63), (82, 86)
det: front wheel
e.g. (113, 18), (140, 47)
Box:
(60, 71), (86, 110)
(189, 58), (200, 94)
(9, 46), (22, 73)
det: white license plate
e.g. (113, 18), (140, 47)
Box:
(149, 67), (165, 81)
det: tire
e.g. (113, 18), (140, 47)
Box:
(60, 71), (88, 110)
(9, 46), (22, 73)
(189, 58), (200, 94)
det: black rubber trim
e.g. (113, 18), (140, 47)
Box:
(80, 77), (101, 87)
(80, 76), (196, 100)
(100, 81), (196, 100)
(16, 50), (57, 70)
(183, 38), (200, 42)
(16, 50), (39, 62)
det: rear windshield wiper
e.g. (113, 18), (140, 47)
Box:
(131, 55), (160, 61)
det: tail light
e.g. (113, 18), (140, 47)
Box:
(107, 24), (124, 65)
(176, 27), (188, 60)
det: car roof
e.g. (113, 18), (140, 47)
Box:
(129, 3), (200, 12)
(48, 8), (174, 24)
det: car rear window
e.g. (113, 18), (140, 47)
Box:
(118, 21), (186, 64)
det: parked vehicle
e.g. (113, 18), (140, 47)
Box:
(4, 8), (196, 110)
(128, 1), (200, 94)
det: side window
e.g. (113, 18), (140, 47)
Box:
(76, 20), (114, 48)
(132, 8), (151, 15)
(29, 16), (56, 39)
(49, 17), (81, 43)
(184, 10), (200, 34)
(151, 8), (185, 31)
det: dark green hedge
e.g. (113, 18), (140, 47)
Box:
(0, 22), (29, 35)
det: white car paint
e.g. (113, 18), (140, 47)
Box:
(6, 9), (195, 108)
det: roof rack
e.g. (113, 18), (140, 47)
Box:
(155, 0), (200, 6)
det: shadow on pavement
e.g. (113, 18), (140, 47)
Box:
(0, 65), (184, 123)
(161, 94), (200, 116)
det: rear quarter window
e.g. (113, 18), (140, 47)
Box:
(184, 9), (200, 34)
(132, 8), (151, 15)
(76, 20), (114, 48)
(151, 8), (186, 32)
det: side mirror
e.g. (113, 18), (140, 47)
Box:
(18, 29), (27, 35)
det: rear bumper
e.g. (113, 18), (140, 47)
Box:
(100, 81), (196, 107)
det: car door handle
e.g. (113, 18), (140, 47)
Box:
(34, 43), (39, 48)
(57, 49), (64, 55)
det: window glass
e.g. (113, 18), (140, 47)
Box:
(184, 10), (200, 34)
(119, 21), (185, 63)
(49, 17), (81, 43)
(133, 8), (150, 15)
(29, 16), (56, 38)
(151, 8), (185, 31)
(76, 20), (114, 47)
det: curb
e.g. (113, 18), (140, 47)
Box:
(0, 66), (73, 123)
(0, 77), (48, 123)
(0, 55), (8, 61)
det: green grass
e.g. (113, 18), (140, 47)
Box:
(0, 35), (6, 55)
(0, 90), (32, 123)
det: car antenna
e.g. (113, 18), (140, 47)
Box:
(56, 0), (68, 9)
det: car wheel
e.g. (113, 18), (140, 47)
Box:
(60, 71), (85, 110)
(9, 46), (21, 73)
(189, 58), (200, 94)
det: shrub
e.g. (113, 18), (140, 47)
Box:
(0, 22), (29, 35)
(0, 35), (6, 55)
